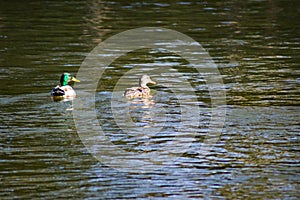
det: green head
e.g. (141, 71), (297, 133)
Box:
(60, 73), (80, 86)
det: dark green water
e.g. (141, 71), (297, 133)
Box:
(1, 0), (299, 199)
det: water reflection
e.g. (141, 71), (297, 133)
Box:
(128, 98), (156, 128)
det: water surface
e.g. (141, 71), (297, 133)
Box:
(1, 0), (299, 199)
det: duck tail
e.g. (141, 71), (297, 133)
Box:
(51, 86), (65, 96)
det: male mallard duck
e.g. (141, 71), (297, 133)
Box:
(124, 75), (156, 99)
(51, 73), (80, 101)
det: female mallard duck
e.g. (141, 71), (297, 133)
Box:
(51, 73), (80, 101)
(124, 75), (156, 99)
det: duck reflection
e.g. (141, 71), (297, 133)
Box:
(128, 98), (156, 128)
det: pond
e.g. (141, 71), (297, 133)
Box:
(1, 0), (299, 199)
